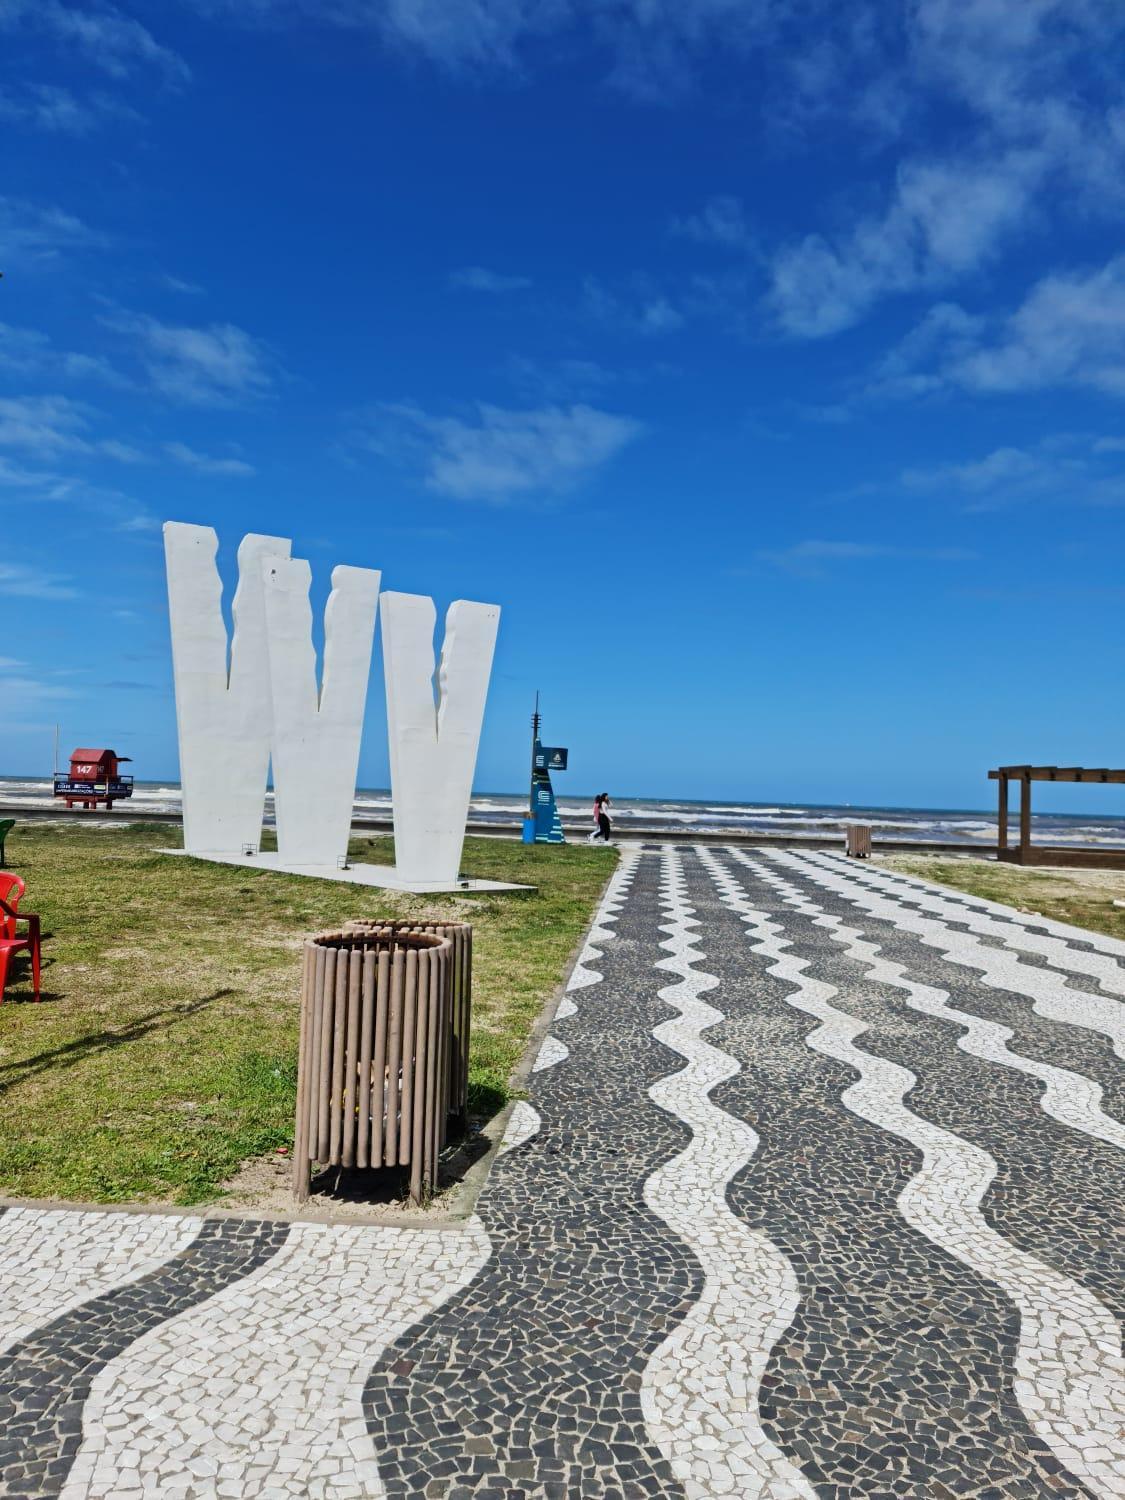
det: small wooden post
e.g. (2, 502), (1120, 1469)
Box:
(409, 949), (430, 1204)
(385, 949), (406, 1166)
(305, 945), (326, 1169)
(341, 947), (362, 1168)
(328, 951), (349, 1164)
(399, 947), (419, 1166)
(316, 949), (337, 1160)
(370, 951), (390, 1168)
(1019, 773), (1032, 860)
(356, 950), (376, 1170)
(292, 942), (315, 1202)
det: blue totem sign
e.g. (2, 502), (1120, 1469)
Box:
(529, 699), (568, 843)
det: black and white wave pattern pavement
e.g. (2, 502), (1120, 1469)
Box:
(0, 846), (1122, 1497)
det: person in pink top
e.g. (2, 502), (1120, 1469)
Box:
(588, 792), (612, 844)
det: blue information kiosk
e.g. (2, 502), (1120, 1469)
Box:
(527, 696), (568, 844)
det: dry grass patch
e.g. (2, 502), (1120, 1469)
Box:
(879, 854), (1125, 943)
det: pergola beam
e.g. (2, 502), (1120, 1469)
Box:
(988, 766), (1125, 784)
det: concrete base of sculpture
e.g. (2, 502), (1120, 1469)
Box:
(157, 848), (533, 893)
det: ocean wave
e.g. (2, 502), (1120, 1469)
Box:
(3, 777), (1125, 847)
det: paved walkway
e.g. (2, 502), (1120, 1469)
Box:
(1, 846), (1124, 1499)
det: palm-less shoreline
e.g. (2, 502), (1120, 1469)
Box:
(4, 774), (1125, 849)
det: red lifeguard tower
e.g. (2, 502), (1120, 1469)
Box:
(54, 749), (135, 811)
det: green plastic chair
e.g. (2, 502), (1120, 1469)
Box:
(0, 820), (13, 867)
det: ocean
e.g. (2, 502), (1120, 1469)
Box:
(4, 777), (1125, 848)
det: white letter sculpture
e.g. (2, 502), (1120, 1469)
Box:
(381, 593), (500, 885)
(262, 557), (381, 867)
(164, 522), (290, 855)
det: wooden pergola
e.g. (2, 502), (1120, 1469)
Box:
(990, 765), (1125, 869)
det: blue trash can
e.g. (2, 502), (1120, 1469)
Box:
(521, 816), (536, 844)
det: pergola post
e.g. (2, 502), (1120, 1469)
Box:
(997, 773), (1008, 851)
(1019, 773), (1032, 860)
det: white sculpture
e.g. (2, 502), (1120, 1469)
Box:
(262, 557), (381, 867)
(164, 523), (289, 855)
(165, 522), (504, 890)
(380, 593), (501, 885)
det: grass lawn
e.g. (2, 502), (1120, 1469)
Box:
(0, 823), (613, 1206)
(880, 854), (1125, 943)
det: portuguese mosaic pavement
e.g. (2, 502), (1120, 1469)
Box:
(1, 846), (1124, 1498)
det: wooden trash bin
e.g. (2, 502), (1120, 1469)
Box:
(292, 927), (454, 1205)
(845, 823), (872, 858)
(345, 919), (473, 1133)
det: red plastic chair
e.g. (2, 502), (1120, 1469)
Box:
(0, 873), (41, 1002)
(0, 873), (23, 939)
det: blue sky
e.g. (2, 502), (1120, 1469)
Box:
(2, 0), (1125, 811)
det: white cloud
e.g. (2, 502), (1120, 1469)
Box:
(0, 83), (138, 133)
(866, 302), (985, 400)
(902, 448), (1050, 500)
(102, 310), (277, 404)
(879, 258), (1125, 401)
(0, 674), (80, 706)
(361, 400), (643, 502)
(366, 0), (560, 69)
(0, 390), (251, 487)
(184, 0), (778, 96)
(672, 195), (755, 251)
(754, 539), (977, 577)
(637, 297), (683, 333)
(767, 152), (1040, 337)
(93, 439), (141, 464)
(0, 451), (156, 528)
(953, 258), (1125, 397)
(0, 395), (93, 457)
(0, 1), (189, 82)
(0, 396), (156, 528)
(507, 355), (619, 401)
(583, 278), (685, 336)
(0, 561), (78, 600)
(908, 0), (1110, 145)
(164, 440), (255, 476)
(153, 0), (1125, 345)
(182, 0), (1125, 134)
(0, 322), (127, 386)
(0, 395), (148, 469)
(0, 196), (108, 267)
(160, 273), (206, 295)
(899, 434), (1125, 510)
(0, 453), (61, 491)
(449, 266), (532, 292)
(645, 1), (1125, 336)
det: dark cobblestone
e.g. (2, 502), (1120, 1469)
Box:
(685, 851), (1093, 1500)
(363, 851), (697, 1499)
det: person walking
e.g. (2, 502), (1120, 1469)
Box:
(588, 792), (612, 844)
